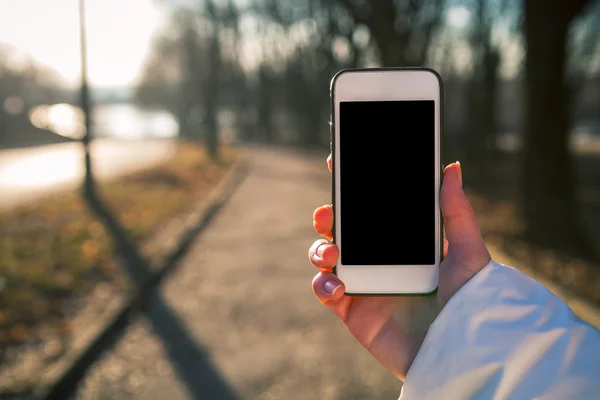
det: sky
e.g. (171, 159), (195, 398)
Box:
(0, 0), (165, 88)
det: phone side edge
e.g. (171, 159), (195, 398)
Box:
(330, 71), (339, 279)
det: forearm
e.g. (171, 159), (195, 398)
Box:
(400, 261), (600, 399)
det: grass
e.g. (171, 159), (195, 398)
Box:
(0, 142), (237, 355)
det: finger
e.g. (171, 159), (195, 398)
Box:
(308, 239), (339, 270)
(443, 238), (449, 258)
(313, 205), (333, 239)
(327, 154), (332, 172)
(441, 162), (484, 248)
(312, 272), (346, 305)
(440, 162), (490, 280)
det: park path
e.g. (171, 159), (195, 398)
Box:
(74, 147), (401, 400)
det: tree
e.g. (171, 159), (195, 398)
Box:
(521, 0), (594, 253)
(79, 0), (95, 198)
(135, 31), (195, 139)
(257, 64), (275, 143)
(253, 0), (339, 144)
(202, 0), (225, 161)
(567, 2), (600, 123)
(136, 1), (247, 161)
(336, 0), (445, 66)
(0, 44), (65, 147)
(135, 9), (210, 141)
(282, 0), (362, 145)
(254, 0), (386, 145)
(464, 0), (514, 177)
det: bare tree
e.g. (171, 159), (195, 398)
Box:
(521, 0), (594, 253)
(0, 45), (65, 147)
(336, 0), (445, 66)
(254, 0), (382, 144)
(79, 0), (95, 197)
(464, 0), (515, 178)
(136, 1), (248, 161)
(567, 2), (600, 123)
(136, 30), (195, 138)
(202, 0), (222, 160)
(135, 8), (213, 141)
(201, 0), (243, 160)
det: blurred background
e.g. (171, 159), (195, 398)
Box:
(0, 0), (599, 398)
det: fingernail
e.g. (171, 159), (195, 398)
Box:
(456, 161), (463, 187)
(316, 243), (327, 257)
(324, 280), (342, 296)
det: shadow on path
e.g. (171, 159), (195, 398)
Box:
(41, 165), (247, 400)
(83, 179), (241, 399)
(147, 294), (239, 400)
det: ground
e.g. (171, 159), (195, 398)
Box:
(0, 142), (236, 394)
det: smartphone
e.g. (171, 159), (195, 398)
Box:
(330, 68), (443, 295)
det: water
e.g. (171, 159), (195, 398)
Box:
(29, 103), (179, 140)
(93, 104), (179, 139)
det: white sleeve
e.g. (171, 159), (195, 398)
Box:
(399, 261), (600, 400)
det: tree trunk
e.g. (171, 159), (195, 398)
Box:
(369, 0), (406, 66)
(521, 1), (585, 253)
(177, 83), (192, 139)
(258, 66), (274, 143)
(0, 106), (5, 147)
(181, 26), (202, 141)
(478, 48), (499, 180)
(79, 0), (95, 198)
(337, 0), (407, 66)
(303, 92), (324, 146)
(204, 33), (220, 161)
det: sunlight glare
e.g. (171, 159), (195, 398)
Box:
(0, 0), (165, 87)
(0, 147), (81, 188)
(29, 104), (85, 139)
(447, 7), (470, 28)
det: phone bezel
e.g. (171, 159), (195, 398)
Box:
(330, 67), (443, 295)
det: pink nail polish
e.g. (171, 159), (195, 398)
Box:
(324, 280), (342, 295)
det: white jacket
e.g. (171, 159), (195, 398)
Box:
(400, 261), (600, 400)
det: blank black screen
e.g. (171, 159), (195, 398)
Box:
(339, 100), (435, 265)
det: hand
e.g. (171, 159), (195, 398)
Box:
(308, 154), (491, 380)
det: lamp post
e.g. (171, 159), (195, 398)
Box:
(79, 0), (94, 196)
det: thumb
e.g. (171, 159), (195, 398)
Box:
(439, 162), (490, 302)
(441, 162), (487, 252)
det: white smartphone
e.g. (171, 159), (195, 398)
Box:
(330, 68), (443, 295)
